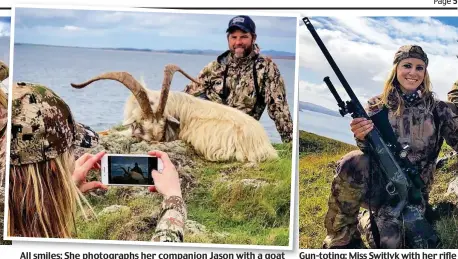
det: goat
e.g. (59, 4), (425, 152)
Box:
(70, 64), (279, 163)
(119, 166), (146, 184)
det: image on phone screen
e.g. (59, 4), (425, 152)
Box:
(107, 156), (157, 185)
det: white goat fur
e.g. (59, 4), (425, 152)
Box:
(123, 82), (279, 163)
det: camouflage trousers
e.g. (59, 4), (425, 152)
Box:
(323, 150), (428, 249)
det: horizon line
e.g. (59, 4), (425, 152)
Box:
(14, 42), (297, 56)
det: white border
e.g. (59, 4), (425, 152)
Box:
(3, 3), (300, 251)
(3, 1), (14, 248)
(292, 16), (300, 252)
(2, 0), (457, 8)
(0, 10), (10, 17)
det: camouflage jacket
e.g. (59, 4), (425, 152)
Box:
(356, 91), (458, 190)
(184, 44), (293, 143)
(151, 195), (187, 242)
(447, 80), (458, 114)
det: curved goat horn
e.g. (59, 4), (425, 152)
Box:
(71, 72), (154, 120)
(156, 64), (203, 119)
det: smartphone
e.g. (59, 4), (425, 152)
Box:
(101, 154), (163, 186)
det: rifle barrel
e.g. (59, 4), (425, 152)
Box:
(302, 17), (367, 118)
(323, 76), (346, 113)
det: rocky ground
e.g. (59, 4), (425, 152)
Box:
(73, 126), (292, 245)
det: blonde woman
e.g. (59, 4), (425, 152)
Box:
(8, 82), (186, 242)
(322, 45), (458, 249)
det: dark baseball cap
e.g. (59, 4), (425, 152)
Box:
(226, 15), (256, 34)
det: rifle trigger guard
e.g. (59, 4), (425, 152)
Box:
(386, 181), (397, 196)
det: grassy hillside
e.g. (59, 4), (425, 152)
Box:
(74, 127), (293, 246)
(299, 130), (458, 249)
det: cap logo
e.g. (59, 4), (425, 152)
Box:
(232, 17), (245, 24)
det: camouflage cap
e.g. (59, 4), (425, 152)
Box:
(226, 15), (256, 34)
(10, 82), (99, 165)
(0, 61), (8, 82)
(393, 45), (428, 67)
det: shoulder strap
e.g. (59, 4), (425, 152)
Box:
(221, 65), (230, 105)
(370, 106), (401, 152)
(252, 56), (265, 113)
(253, 58), (262, 105)
(430, 104), (443, 161)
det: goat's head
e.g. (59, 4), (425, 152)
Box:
(70, 65), (185, 142)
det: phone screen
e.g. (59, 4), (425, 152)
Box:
(107, 156), (157, 185)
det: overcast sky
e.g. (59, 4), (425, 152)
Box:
(0, 17), (10, 37)
(298, 16), (458, 110)
(14, 8), (297, 53)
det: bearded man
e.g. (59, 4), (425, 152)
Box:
(184, 15), (293, 143)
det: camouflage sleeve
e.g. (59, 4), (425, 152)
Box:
(446, 81), (458, 114)
(447, 81), (458, 104)
(183, 61), (217, 99)
(436, 101), (458, 151)
(354, 96), (382, 152)
(264, 59), (293, 143)
(151, 195), (187, 242)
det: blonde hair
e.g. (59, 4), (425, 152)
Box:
(8, 148), (93, 238)
(0, 88), (6, 110)
(373, 63), (434, 116)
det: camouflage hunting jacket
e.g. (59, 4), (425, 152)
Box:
(356, 91), (458, 191)
(151, 195), (187, 242)
(184, 44), (293, 143)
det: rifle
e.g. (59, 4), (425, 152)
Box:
(302, 17), (439, 248)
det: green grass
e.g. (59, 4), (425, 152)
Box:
(75, 140), (292, 246)
(299, 131), (356, 248)
(184, 142), (292, 245)
(298, 130), (458, 249)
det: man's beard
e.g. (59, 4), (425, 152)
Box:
(232, 45), (253, 58)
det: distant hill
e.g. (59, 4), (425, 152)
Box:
(120, 48), (295, 58)
(15, 43), (295, 59)
(298, 101), (341, 117)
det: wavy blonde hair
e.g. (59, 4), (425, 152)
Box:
(0, 89), (6, 110)
(8, 148), (93, 238)
(372, 63), (434, 116)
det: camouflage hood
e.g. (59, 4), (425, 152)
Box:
(0, 61), (8, 82)
(10, 82), (99, 165)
